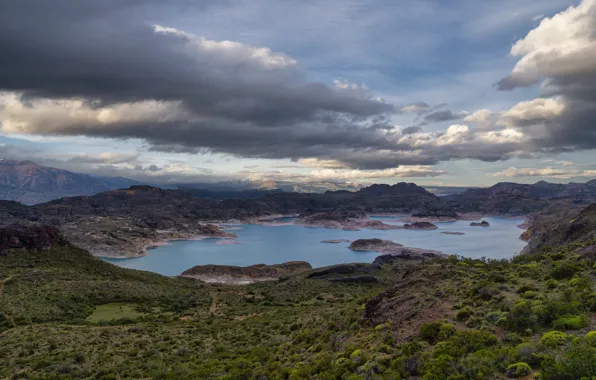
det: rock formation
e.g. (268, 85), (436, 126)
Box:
(0, 225), (66, 255)
(403, 222), (438, 230)
(180, 261), (312, 285)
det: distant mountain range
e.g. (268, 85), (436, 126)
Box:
(0, 159), (595, 208)
(177, 180), (363, 194)
(0, 160), (139, 204)
(0, 160), (363, 203)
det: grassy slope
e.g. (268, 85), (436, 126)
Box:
(0, 244), (211, 324)
(1, 236), (596, 378)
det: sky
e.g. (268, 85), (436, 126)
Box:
(0, 0), (595, 187)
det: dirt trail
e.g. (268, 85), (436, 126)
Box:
(209, 291), (218, 316)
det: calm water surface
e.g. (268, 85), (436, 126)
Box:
(103, 217), (527, 276)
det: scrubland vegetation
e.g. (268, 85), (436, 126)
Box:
(1, 238), (596, 379)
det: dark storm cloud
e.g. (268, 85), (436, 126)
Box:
(401, 126), (423, 135)
(422, 110), (468, 123)
(0, 0), (415, 169)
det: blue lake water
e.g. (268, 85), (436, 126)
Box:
(103, 217), (527, 276)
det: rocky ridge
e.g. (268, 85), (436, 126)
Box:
(180, 261), (313, 285)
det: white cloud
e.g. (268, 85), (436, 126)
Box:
(464, 109), (500, 129)
(310, 166), (446, 180)
(298, 158), (347, 169)
(498, 98), (565, 127)
(70, 152), (140, 165)
(493, 166), (596, 179)
(500, 0), (596, 88)
(154, 25), (298, 69)
(0, 93), (189, 134)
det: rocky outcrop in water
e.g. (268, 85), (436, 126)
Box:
(297, 211), (401, 230)
(403, 222), (438, 230)
(321, 239), (351, 244)
(349, 239), (403, 252)
(470, 221), (490, 227)
(180, 261), (312, 285)
(441, 231), (465, 235)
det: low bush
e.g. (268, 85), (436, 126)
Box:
(540, 331), (568, 348)
(506, 362), (532, 378)
(456, 307), (473, 321)
(545, 279), (559, 290)
(552, 315), (588, 330)
(517, 283), (538, 293)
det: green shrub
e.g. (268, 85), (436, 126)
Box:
(420, 322), (456, 344)
(512, 343), (540, 366)
(552, 315), (588, 330)
(517, 283), (538, 294)
(506, 300), (536, 333)
(438, 324), (456, 341)
(540, 331), (568, 348)
(550, 262), (580, 280)
(586, 331), (596, 346)
(420, 322), (442, 343)
(506, 362), (532, 378)
(545, 279), (559, 290)
(456, 307), (473, 321)
(540, 341), (596, 379)
(433, 330), (497, 359)
(569, 277), (591, 290)
(422, 354), (457, 380)
(523, 291), (539, 299)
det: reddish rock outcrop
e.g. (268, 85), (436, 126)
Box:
(0, 225), (66, 254)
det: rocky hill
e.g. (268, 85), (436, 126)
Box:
(522, 202), (596, 254)
(0, 160), (138, 204)
(444, 180), (596, 215)
(0, 179), (594, 257)
(180, 261), (313, 284)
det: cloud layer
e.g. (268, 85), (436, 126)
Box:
(0, 0), (595, 183)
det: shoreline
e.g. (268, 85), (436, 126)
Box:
(97, 234), (235, 259)
(98, 213), (532, 260)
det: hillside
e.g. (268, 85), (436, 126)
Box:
(1, 217), (596, 378)
(0, 160), (138, 204)
(522, 203), (596, 254)
(0, 182), (448, 257)
(445, 180), (596, 215)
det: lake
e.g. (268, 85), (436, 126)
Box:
(103, 217), (527, 276)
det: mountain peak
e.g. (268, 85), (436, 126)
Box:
(0, 160), (138, 204)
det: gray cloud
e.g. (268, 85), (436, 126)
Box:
(422, 110), (469, 123)
(1, 0), (594, 175)
(401, 126), (423, 135)
(0, 0), (399, 171)
(69, 152), (140, 165)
